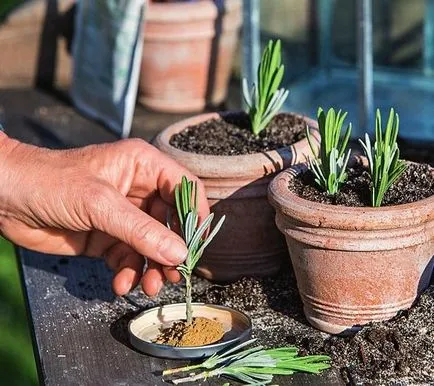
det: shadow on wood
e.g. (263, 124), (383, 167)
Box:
(110, 309), (143, 353)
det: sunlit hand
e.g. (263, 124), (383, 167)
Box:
(0, 133), (209, 296)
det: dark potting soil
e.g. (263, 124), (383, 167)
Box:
(169, 112), (307, 155)
(290, 161), (434, 207)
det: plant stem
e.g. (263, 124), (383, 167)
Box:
(162, 363), (202, 376)
(185, 275), (193, 324)
(172, 370), (212, 384)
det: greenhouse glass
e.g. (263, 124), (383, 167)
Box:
(242, 0), (434, 143)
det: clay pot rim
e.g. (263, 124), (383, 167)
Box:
(153, 111), (319, 179)
(268, 159), (434, 230)
(147, 0), (241, 22)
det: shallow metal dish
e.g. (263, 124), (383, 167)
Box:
(128, 303), (252, 359)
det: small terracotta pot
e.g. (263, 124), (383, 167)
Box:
(139, 0), (242, 112)
(268, 161), (434, 334)
(153, 112), (319, 282)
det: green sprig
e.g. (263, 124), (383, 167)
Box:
(306, 107), (352, 195)
(359, 108), (407, 207)
(163, 338), (331, 385)
(173, 176), (225, 323)
(243, 39), (289, 136)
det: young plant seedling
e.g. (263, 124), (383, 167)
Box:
(163, 338), (331, 385)
(242, 39), (289, 136)
(306, 107), (352, 195)
(359, 108), (407, 207)
(173, 176), (225, 324)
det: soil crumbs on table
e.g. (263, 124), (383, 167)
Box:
(290, 161), (434, 206)
(169, 112), (307, 155)
(154, 317), (224, 347)
(195, 268), (434, 386)
(70, 261), (433, 385)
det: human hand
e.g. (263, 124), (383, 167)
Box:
(0, 133), (209, 296)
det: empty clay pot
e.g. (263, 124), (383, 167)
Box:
(139, 0), (242, 112)
(268, 162), (434, 334)
(153, 112), (319, 282)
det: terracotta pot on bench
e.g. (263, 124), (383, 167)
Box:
(268, 161), (434, 334)
(153, 112), (319, 282)
(139, 0), (242, 112)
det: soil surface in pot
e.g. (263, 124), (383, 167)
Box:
(169, 112), (307, 155)
(154, 317), (224, 347)
(290, 161), (434, 206)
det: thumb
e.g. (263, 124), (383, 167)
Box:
(87, 186), (187, 266)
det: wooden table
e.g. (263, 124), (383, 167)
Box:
(2, 89), (344, 386)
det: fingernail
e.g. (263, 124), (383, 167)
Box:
(155, 281), (163, 295)
(127, 278), (134, 292)
(117, 279), (131, 297)
(149, 281), (163, 298)
(160, 237), (187, 264)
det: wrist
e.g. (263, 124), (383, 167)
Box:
(0, 130), (17, 152)
(0, 129), (7, 143)
(0, 133), (25, 233)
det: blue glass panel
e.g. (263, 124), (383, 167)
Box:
(244, 0), (434, 143)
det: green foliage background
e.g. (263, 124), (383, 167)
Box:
(0, 0), (38, 381)
(0, 237), (38, 385)
(0, 0), (24, 19)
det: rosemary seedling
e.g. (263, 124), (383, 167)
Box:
(163, 338), (331, 385)
(173, 176), (225, 324)
(306, 107), (352, 195)
(242, 39), (289, 136)
(359, 108), (407, 207)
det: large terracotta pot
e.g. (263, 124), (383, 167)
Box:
(153, 112), (319, 282)
(268, 162), (434, 334)
(139, 0), (242, 112)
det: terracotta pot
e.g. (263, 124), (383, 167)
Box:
(153, 112), (319, 282)
(139, 0), (242, 112)
(268, 161), (434, 334)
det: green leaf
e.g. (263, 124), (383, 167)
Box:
(165, 338), (330, 385)
(339, 122), (352, 159)
(174, 185), (182, 227)
(360, 108), (406, 207)
(187, 213), (214, 253)
(194, 215), (226, 262)
(247, 367), (295, 376)
(181, 176), (189, 215)
(242, 78), (253, 108)
(216, 339), (260, 360)
(306, 125), (318, 158)
(184, 211), (198, 245)
(245, 39), (288, 135)
(308, 107), (352, 195)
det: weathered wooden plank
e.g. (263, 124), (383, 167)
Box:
(18, 250), (192, 386)
(0, 89), (118, 147)
(0, 88), (198, 146)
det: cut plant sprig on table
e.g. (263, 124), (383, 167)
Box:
(173, 176), (225, 324)
(242, 39), (289, 136)
(306, 107), (352, 196)
(359, 108), (407, 207)
(163, 338), (331, 385)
